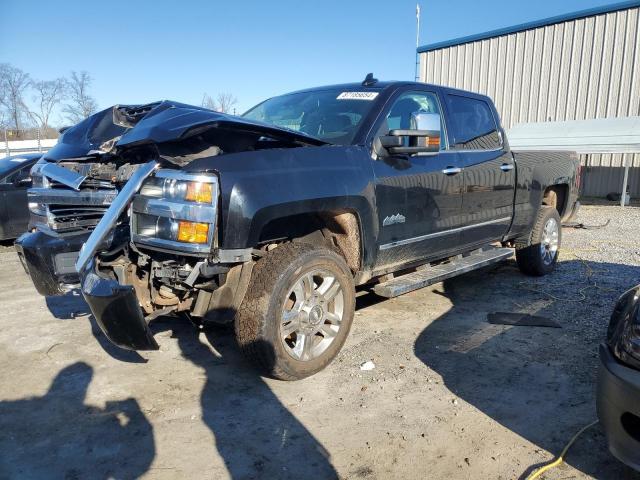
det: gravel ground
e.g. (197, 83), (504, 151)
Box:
(0, 204), (639, 479)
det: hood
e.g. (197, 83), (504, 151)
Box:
(44, 100), (327, 162)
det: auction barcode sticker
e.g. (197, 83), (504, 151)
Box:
(337, 92), (379, 100)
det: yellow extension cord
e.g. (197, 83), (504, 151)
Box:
(525, 420), (599, 479)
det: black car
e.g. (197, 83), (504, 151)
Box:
(0, 153), (41, 240)
(598, 285), (640, 471)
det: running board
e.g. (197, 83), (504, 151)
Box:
(373, 246), (514, 298)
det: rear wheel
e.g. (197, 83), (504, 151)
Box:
(516, 206), (562, 276)
(235, 243), (355, 380)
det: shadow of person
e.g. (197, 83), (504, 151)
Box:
(414, 260), (640, 479)
(46, 291), (146, 363)
(153, 316), (338, 479)
(0, 362), (155, 479)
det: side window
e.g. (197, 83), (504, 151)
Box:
(379, 91), (444, 150)
(18, 164), (32, 180)
(17, 164), (32, 184)
(444, 94), (501, 150)
(1, 170), (17, 184)
(2, 164), (31, 185)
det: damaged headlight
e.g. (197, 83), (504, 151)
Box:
(131, 170), (218, 255)
(607, 286), (640, 369)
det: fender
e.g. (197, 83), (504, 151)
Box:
(508, 150), (580, 238)
(184, 145), (379, 269)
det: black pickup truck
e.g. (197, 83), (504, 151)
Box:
(16, 76), (580, 379)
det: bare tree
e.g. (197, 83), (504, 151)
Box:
(29, 78), (66, 133)
(63, 71), (98, 123)
(0, 64), (31, 137)
(201, 93), (217, 111)
(216, 93), (238, 114)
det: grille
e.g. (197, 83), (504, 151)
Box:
(29, 163), (117, 234)
(47, 205), (112, 232)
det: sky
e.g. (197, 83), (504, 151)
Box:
(0, 0), (623, 123)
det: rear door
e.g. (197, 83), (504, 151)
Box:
(442, 93), (515, 247)
(371, 88), (464, 271)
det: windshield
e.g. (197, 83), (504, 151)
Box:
(243, 89), (381, 145)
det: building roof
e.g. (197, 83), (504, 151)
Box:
(417, 0), (640, 53)
(507, 117), (640, 154)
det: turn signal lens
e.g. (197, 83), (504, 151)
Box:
(185, 182), (213, 203)
(177, 221), (209, 243)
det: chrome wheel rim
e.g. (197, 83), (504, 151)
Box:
(280, 268), (344, 361)
(540, 217), (559, 265)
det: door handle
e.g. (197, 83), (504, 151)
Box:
(442, 166), (462, 175)
(500, 163), (514, 172)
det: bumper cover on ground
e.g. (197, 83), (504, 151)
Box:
(15, 231), (88, 296)
(597, 343), (640, 471)
(81, 262), (159, 351)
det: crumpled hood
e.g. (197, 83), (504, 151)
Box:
(44, 100), (326, 162)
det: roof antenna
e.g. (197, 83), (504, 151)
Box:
(362, 73), (378, 86)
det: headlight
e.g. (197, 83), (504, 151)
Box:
(131, 169), (218, 255)
(139, 177), (214, 204)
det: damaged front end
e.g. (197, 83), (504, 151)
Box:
(17, 100), (324, 351)
(76, 161), (225, 350)
(76, 160), (161, 350)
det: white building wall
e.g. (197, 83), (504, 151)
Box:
(419, 5), (640, 197)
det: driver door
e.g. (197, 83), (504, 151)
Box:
(371, 89), (464, 272)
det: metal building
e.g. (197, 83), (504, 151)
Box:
(418, 0), (640, 198)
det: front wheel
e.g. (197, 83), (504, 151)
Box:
(235, 243), (355, 380)
(516, 206), (562, 276)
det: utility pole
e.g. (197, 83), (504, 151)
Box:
(415, 3), (421, 82)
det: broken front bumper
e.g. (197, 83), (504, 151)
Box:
(80, 261), (159, 351)
(15, 231), (88, 296)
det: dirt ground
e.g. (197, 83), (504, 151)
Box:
(1, 203), (640, 480)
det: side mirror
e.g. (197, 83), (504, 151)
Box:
(376, 112), (442, 156)
(379, 135), (403, 149)
(379, 128), (441, 155)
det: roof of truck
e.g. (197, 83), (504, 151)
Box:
(275, 81), (494, 99)
(281, 81), (434, 96)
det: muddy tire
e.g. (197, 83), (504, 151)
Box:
(516, 206), (562, 276)
(235, 243), (355, 380)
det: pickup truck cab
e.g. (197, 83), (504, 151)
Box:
(16, 76), (580, 379)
